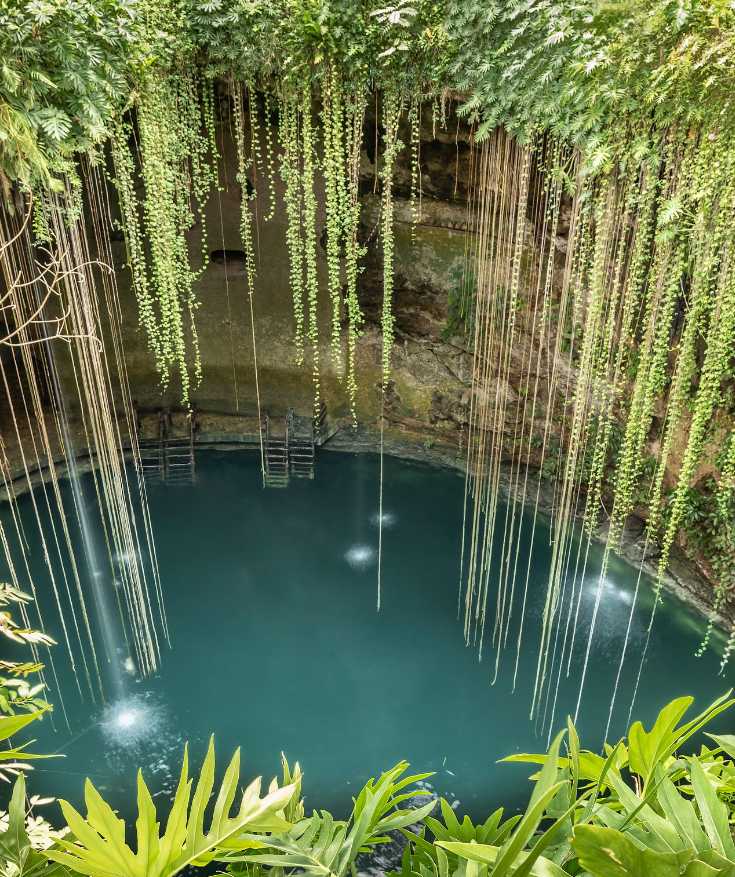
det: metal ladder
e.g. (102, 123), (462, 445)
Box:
(165, 422), (196, 486)
(314, 400), (327, 446)
(261, 414), (290, 488)
(289, 408), (315, 479)
(138, 411), (196, 486)
(139, 414), (166, 485)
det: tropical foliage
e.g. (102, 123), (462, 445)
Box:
(0, 586), (52, 782)
(0, 0), (135, 190)
(0, 745), (437, 877)
(45, 738), (297, 877)
(396, 692), (735, 877)
(0, 774), (68, 877)
(4, 694), (735, 877)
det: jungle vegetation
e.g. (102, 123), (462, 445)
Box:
(3, 5), (735, 873)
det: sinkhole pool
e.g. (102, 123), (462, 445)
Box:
(4, 449), (733, 820)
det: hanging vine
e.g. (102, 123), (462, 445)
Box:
(232, 83), (257, 294)
(321, 64), (346, 371)
(344, 94), (367, 425)
(278, 93), (306, 365)
(301, 83), (321, 415)
(379, 90), (402, 388)
(110, 53), (216, 403)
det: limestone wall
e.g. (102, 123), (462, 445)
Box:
(54, 99), (728, 620)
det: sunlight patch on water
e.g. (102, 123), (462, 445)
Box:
(101, 694), (160, 748)
(370, 510), (397, 529)
(344, 544), (377, 569)
(87, 692), (185, 804)
(584, 577), (634, 607)
(603, 579), (634, 606)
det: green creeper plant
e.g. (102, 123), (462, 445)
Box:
(300, 83), (321, 415)
(278, 92), (306, 364)
(379, 89), (402, 388)
(0, 0), (135, 190)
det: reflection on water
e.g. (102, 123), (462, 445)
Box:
(370, 510), (397, 529)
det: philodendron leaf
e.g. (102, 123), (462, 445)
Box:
(45, 737), (295, 877)
(627, 692), (735, 787)
(628, 697), (694, 784)
(232, 761), (433, 877)
(436, 842), (566, 877)
(238, 812), (347, 877)
(690, 758), (735, 860)
(574, 825), (696, 877)
(706, 734), (735, 761)
(0, 711), (47, 742)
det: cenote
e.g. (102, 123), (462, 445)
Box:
(8, 450), (730, 821)
(7, 7), (735, 872)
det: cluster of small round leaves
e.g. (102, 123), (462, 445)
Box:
(321, 64), (347, 371)
(277, 92), (306, 364)
(300, 84), (322, 416)
(379, 90), (402, 388)
(261, 92), (278, 221)
(232, 83), (257, 297)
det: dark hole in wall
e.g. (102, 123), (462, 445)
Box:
(210, 249), (246, 267)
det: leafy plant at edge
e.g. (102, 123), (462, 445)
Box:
(44, 737), (296, 877)
(223, 760), (436, 877)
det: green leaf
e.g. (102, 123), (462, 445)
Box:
(436, 843), (566, 877)
(574, 825), (693, 877)
(627, 693), (735, 787)
(657, 772), (709, 853)
(705, 734), (735, 760)
(232, 763), (431, 877)
(0, 774), (69, 877)
(45, 739), (296, 877)
(690, 758), (735, 860)
(0, 710), (45, 742)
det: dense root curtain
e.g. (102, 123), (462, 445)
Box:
(0, 178), (167, 711)
(460, 126), (735, 732)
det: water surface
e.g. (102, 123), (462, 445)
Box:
(5, 450), (732, 819)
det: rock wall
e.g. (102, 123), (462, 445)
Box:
(47, 98), (728, 622)
(97, 103), (480, 435)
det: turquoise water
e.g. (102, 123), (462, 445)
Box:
(3, 450), (732, 819)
